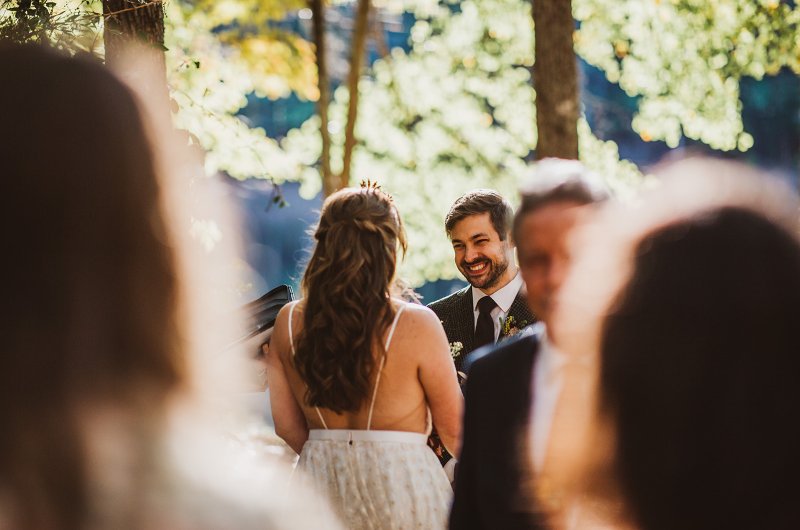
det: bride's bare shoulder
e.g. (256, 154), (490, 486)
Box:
(272, 300), (305, 353)
(390, 301), (446, 337)
(392, 299), (435, 318)
(275, 300), (304, 323)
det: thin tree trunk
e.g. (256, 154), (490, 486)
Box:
(370, 10), (389, 59)
(532, 0), (579, 160)
(338, 0), (371, 190)
(311, 0), (335, 197)
(103, 0), (165, 66)
(103, 0), (169, 128)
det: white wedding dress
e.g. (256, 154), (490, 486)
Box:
(288, 304), (453, 529)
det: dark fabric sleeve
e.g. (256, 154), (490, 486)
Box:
(449, 337), (543, 530)
(448, 359), (487, 530)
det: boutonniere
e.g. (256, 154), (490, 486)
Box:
(500, 315), (528, 339)
(449, 341), (464, 359)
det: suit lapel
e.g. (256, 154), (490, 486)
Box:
(500, 290), (536, 336)
(456, 288), (476, 355)
(504, 292), (536, 337)
(443, 288), (534, 364)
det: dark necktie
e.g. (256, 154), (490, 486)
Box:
(474, 296), (497, 348)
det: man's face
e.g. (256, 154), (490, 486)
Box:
(450, 212), (516, 294)
(517, 201), (584, 329)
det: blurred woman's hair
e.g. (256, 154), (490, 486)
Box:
(553, 158), (800, 530)
(0, 44), (183, 529)
(296, 185), (407, 413)
(600, 204), (800, 530)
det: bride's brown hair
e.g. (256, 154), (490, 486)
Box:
(296, 183), (407, 413)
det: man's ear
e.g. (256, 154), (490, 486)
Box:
(506, 231), (516, 248)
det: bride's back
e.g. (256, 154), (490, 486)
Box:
(268, 186), (461, 455)
(278, 299), (433, 434)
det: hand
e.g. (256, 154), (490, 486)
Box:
(239, 327), (273, 392)
(239, 327), (274, 360)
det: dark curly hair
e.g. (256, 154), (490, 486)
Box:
(445, 189), (513, 241)
(295, 186), (407, 413)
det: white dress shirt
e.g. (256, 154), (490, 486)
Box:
(529, 325), (568, 473)
(470, 271), (524, 342)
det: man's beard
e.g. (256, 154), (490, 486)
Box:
(461, 256), (509, 291)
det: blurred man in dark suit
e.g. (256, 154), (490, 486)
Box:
(449, 160), (608, 530)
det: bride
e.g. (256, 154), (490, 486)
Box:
(268, 183), (463, 529)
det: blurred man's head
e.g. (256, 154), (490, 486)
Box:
(445, 189), (517, 295)
(552, 158), (800, 530)
(513, 159), (608, 331)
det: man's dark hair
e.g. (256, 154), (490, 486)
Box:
(445, 189), (514, 241)
(512, 158), (609, 243)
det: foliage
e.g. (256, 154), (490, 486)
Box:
(283, 0), (644, 284)
(0, 0), (101, 51)
(574, 0), (800, 150)
(3, 0), (798, 284)
(0, 0), (319, 185)
(165, 2), (318, 182)
(279, 0), (799, 283)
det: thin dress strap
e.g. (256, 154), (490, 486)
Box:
(366, 303), (406, 431)
(289, 303), (329, 430)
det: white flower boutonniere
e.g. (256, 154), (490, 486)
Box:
(449, 341), (464, 359)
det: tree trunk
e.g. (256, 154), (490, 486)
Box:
(338, 0), (371, 190)
(103, 0), (165, 66)
(370, 10), (389, 59)
(103, 0), (169, 120)
(311, 0), (335, 197)
(532, 0), (579, 160)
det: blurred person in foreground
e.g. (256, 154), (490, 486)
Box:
(268, 184), (464, 529)
(546, 158), (800, 529)
(0, 44), (340, 530)
(449, 159), (608, 530)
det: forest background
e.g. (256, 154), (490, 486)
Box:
(2, 0), (799, 302)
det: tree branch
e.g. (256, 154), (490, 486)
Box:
(339, 0), (370, 190)
(310, 0), (334, 196)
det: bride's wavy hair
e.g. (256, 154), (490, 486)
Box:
(296, 183), (407, 413)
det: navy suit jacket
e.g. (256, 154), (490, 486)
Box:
(449, 327), (546, 530)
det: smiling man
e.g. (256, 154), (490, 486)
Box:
(426, 190), (535, 470)
(429, 190), (536, 374)
(448, 161), (609, 530)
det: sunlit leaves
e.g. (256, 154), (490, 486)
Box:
(165, 1), (316, 182)
(6, 0), (796, 282)
(574, 0), (800, 150)
(193, 0), (317, 100)
(0, 0), (101, 53)
(190, 0), (306, 28)
(232, 33), (317, 100)
(282, 0), (644, 285)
